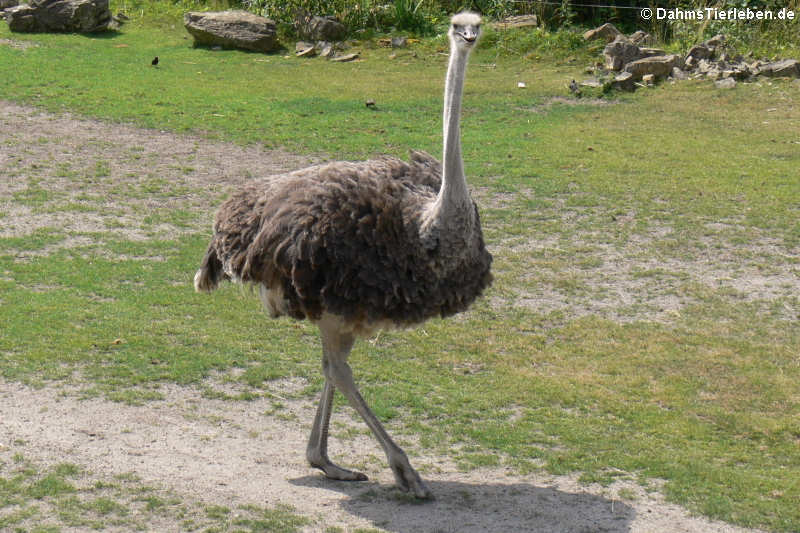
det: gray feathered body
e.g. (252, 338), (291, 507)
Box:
(196, 150), (492, 335)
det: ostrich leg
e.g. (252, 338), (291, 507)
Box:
(318, 316), (431, 498)
(307, 377), (368, 481)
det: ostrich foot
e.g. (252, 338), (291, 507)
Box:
(310, 457), (368, 482)
(389, 454), (431, 499)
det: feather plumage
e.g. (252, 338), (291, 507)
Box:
(196, 151), (491, 333)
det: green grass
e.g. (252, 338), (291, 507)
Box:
(1, 16), (800, 533)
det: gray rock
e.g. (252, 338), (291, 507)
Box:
(642, 73), (655, 85)
(109, 12), (125, 26)
(330, 52), (358, 62)
(295, 41), (315, 56)
(638, 47), (666, 58)
(7, 0), (111, 33)
(624, 54), (683, 80)
(758, 59), (800, 78)
(390, 36), (406, 48)
(0, 0), (18, 9)
(686, 44), (712, 62)
(603, 36), (641, 71)
(671, 67), (688, 80)
(733, 65), (752, 79)
(5, 4), (35, 29)
(583, 22), (622, 43)
(612, 71), (635, 91)
(492, 14), (537, 29)
(629, 30), (652, 45)
(297, 14), (346, 42)
(317, 41), (335, 58)
(184, 11), (278, 53)
(703, 34), (725, 49)
(579, 77), (602, 88)
(697, 59), (712, 74)
(715, 78), (736, 89)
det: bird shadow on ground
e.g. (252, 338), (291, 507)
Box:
(290, 475), (635, 533)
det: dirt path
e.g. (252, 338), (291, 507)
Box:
(0, 101), (768, 532)
(1, 379), (761, 533)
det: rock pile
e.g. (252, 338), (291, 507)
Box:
(295, 40), (339, 58)
(582, 22), (800, 92)
(295, 41), (359, 62)
(181, 10), (355, 57)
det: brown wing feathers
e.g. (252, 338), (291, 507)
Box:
(196, 153), (491, 328)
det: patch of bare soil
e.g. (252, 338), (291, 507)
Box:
(0, 38), (38, 50)
(0, 379), (764, 533)
(479, 191), (799, 323)
(515, 96), (618, 114)
(0, 100), (313, 252)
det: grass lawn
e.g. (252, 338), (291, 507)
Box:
(1, 16), (799, 532)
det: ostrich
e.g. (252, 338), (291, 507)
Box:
(194, 12), (490, 499)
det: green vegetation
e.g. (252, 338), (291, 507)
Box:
(116, 0), (800, 44)
(1, 11), (799, 533)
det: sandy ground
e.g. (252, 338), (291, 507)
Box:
(0, 379), (764, 533)
(0, 100), (774, 531)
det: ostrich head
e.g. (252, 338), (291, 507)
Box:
(448, 12), (482, 51)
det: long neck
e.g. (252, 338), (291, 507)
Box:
(437, 44), (470, 213)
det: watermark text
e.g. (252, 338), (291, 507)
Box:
(640, 7), (796, 21)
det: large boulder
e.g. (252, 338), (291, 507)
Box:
(184, 10), (279, 53)
(624, 54), (684, 80)
(757, 59), (800, 78)
(296, 14), (346, 41)
(6, 0), (111, 32)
